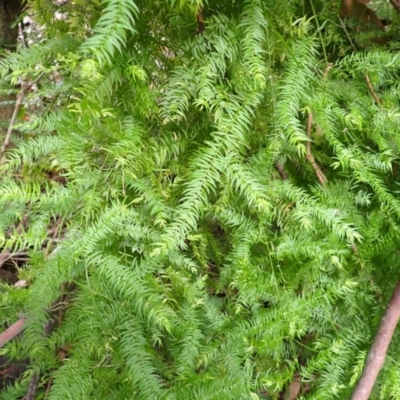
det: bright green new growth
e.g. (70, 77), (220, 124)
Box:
(1, 0), (400, 398)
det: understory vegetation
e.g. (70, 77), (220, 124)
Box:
(2, 0), (400, 398)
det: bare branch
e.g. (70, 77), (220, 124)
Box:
(26, 373), (40, 400)
(0, 72), (45, 164)
(338, 16), (357, 51)
(305, 113), (327, 186)
(389, 0), (400, 13)
(0, 318), (26, 348)
(0, 249), (28, 268)
(275, 162), (288, 180)
(365, 74), (381, 104)
(351, 279), (400, 400)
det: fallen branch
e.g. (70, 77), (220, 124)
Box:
(43, 377), (53, 399)
(0, 249), (28, 268)
(389, 0), (400, 13)
(0, 290), (65, 350)
(0, 318), (26, 349)
(305, 113), (327, 186)
(351, 279), (400, 400)
(0, 285), (73, 397)
(26, 373), (40, 400)
(275, 162), (288, 180)
(365, 74), (381, 104)
(283, 372), (301, 400)
(338, 16), (357, 51)
(0, 71), (45, 164)
(196, 8), (205, 34)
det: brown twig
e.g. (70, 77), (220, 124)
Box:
(0, 72), (45, 164)
(275, 162), (288, 180)
(338, 16), (357, 52)
(26, 373), (40, 400)
(0, 250), (28, 268)
(0, 295), (66, 347)
(365, 74), (381, 104)
(43, 377), (53, 399)
(389, 0), (400, 13)
(196, 9), (205, 35)
(283, 372), (301, 400)
(305, 113), (327, 186)
(0, 318), (26, 348)
(48, 216), (64, 239)
(0, 292), (70, 397)
(0, 250), (12, 268)
(351, 279), (400, 400)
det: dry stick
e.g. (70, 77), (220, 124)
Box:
(26, 373), (40, 400)
(0, 249), (12, 268)
(0, 214), (30, 273)
(275, 162), (288, 180)
(284, 372), (301, 400)
(0, 318), (26, 348)
(351, 279), (400, 400)
(43, 378), (53, 399)
(389, 0), (400, 12)
(196, 8), (205, 35)
(0, 249), (27, 268)
(0, 287), (70, 350)
(0, 71), (45, 163)
(365, 74), (381, 104)
(305, 113), (327, 186)
(338, 16), (357, 52)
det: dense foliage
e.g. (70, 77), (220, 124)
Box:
(2, 0), (400, 398)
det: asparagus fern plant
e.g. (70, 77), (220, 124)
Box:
(1, 0), (400, 398)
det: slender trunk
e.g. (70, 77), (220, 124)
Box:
(351, 280), (400, 400)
